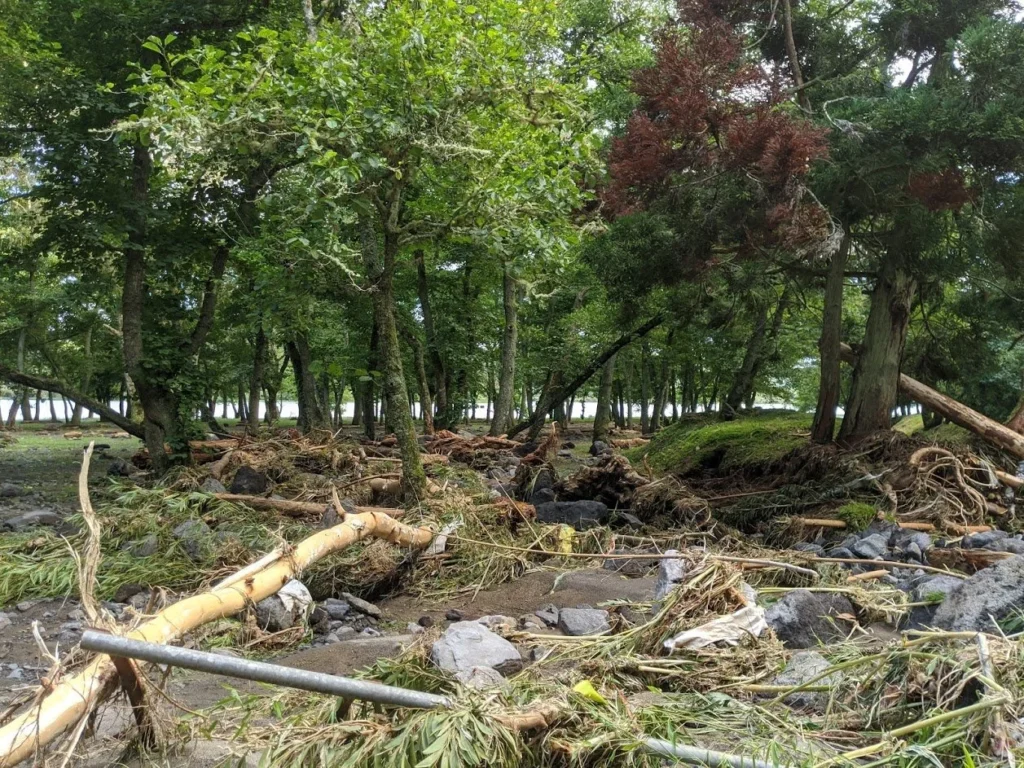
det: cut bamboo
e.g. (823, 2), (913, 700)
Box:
(994, 469), (1023, 490)
(846, 569), (888, 583)
(793, 517), (847, 529)
(0, 512), (434, 767)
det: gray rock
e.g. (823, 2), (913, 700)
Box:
(518, 614), (543, 630)
(589, 441), (611, 457)
(0, 613), (12, 631)
(535, 604), (559, 626)
(455, 666), (507, 690)
(407, 622), (425, 635)
(335, 626), (356, 640)
(826, 547), (854, 559)
(765, 590), (855, 649)
(3, 509), (62, 531)
(772, 651), (841, 711)
(255, 583), (311, 633)
(933, 556), (1024, 632)
(341, 592), (382, 618)
(613, 512), (644, 528)
(604, 548), (658, 576)
(322, 598), (351, 620)
(0, 482), (24, 497)
(123, 534), (159, 558)
(476, 615), (516, 631)
(16, 600), (35, 612)
(897, 531), (933, 553)
(791, 543), (825, 556)
(200, 477), (227, 494)
(430, 621), (521, 674)
(851, 534), (889, 560)
(654, 551), (687, 600)
(989, 539), (1024, 555)
(904, 542), (924, 562)
(907, 575), (964, 630)
(962, 530), (1008, 549)
(172, 519), (214, 561)
(229, 466), (268, 495)
(360, 627), (382, 637)
(557, 608), (610, 636)
(107, 458), (134, 477)
(535, 500), (610, 530)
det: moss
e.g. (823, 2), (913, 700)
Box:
(923, 422), (974, 447)
(893, 415), (923, 436)
(629, 412), (812, 475)
(835, 502), (877, 531)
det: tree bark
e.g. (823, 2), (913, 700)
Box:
(286, 332), (327, 433)
(781, 0), (810, 111)
(507, 314), (663, 439)
(247, 324), (267, 434)
(401, 323), (434, 435)
(490, 262), (518, 436)
(363, 221), (426, 499)
(639, 341), (651, 433)
(840, 343), (1024, 459)
(811, 235), (850, 443)
(1006, 393), (1024, 435)
(838, 263), (916, 441)
(414, 248), (446, 426)
(593, 353), (616, 443)
(722, 301), (770, 420)
(362, 319), (378, 438)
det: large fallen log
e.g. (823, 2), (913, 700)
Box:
(0, 512), (434, 766)
(840, 343), (1024, 460)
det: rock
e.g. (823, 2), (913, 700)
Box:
(341, 592), (382, 618)
(418, 615), (434, 628)
(455, 666), (507, 690)
(826, 547), (854, 560)
(322, 598), (351, 621)
(904, 542), (924, 562)
(254, 580), (312, 633)
(961, 530), (1008, 549)
(334, 626), (357, 641)
(0, 613), (11, 631)
(445, 609), (464, 622)
(613, 512), (644, 529)
(518, 614), (543, 630)
(589, 441), (611, 457)
(476, 615), (517, 631)
(0, 483), (24, 497)
(991, 539), (1024, 555)
(765, 591), (855, 649)
(107, 458), (134, 477)
(557, 449), (573, 458)
(430, 621), (521, 674)
(557, 608), (610, 636)
(771, 651), (841, 711)
(932, 556), (1024, 632)
(309, 606), (330, 635)
(906, 575), (963, 629)
(406, 622), (425, 635)
(229, 466), (269, 495)
(791, 543), (824, 556)
(199, 477), (227, 494)
(320, 497), (357, 529)
(851, 534), (888, 560)
(16, 600), (35, 612)
(535, 500), (610, 531)
(552, 569), (657, 602)
(530, 646), (552, 662)
(113, 583), (147, 603)
(172, 519), (214, 561)
(3, 509), (62, 531)
(654, 551), (687, 600)
(603, 548), (658, 576)
(122, 534), (159, 558)
(534, 604), (559, 626)
(360, 627), (382, 637)
(529, 487), (557, 507)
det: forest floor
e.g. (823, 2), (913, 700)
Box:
(0, 414), (1023, 766)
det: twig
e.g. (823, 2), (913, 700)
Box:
(806, 555), (966, 578)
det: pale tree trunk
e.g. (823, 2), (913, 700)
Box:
(361, 320), (378, 438)
(593, 353), (616, 443)
(48, 391), (57, 422)
(490, 262), (518, 436)
(639, 341), (651, 433)
(811, 235), (850, 443)
(838, 262), (916, 441)
(71, 325), (94, 427)
(363, 220), (426, 499)
(247, 324), (267, 434)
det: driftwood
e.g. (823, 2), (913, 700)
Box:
(556, 454), (650, 507)
(0, 511), (434, 765)
(840, 343), (1024, 459)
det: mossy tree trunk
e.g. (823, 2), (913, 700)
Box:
(593, 353), (616, 443)
(811, 235), (850, 443)
(490, 261), (518, 437)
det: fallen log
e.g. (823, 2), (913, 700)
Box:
(0, 511), (434, 765)
(840, 343), (1024, 459)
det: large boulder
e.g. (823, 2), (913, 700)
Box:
(932, 556), (1024, 632)
(535, 501), (610, 530)
(2, 508), (62, 531)
(229, 466), (269, 495)
(765, 590), (855, 649)
(430, 621), (521, 675)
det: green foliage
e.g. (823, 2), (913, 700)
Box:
(630, 413), (812, 475)
(835, 502), (877, 532)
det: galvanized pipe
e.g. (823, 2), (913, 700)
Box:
(80, 631), (449, 711)
(643, 738), (794, 768)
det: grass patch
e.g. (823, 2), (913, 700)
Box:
(627, 413), (811, 475)
(835, 502), (877, 531)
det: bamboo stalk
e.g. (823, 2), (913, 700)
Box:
(0, 512), (434, 766)
(846, 569), (888, 583)
(792, 517), (847, 529)
(994, 469), (1023, 489)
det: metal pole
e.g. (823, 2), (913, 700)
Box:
(643, 738), (794, 768)
(80, 631), (449, 711)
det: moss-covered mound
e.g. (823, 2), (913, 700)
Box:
(627, 412), (812, 475)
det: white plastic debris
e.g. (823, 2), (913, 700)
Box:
(276, 579), (313, 617)
(663, 605), (767, 652)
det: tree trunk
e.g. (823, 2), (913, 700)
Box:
(286, 332), (327, 433)
(491, 264), (518, 437)
(840, 343), (1024, 459)
(639, 342), (651, 434)
(593, 353), (616, 443)
(362, 319), (378, 438)
(838, 264), (916, 441)
(48, 391), (57, 422)
(402, 324), (434, 434)
(507, 315), (663, 440)
(614, 379), (626, 428)
(414, 248), (447, 426)
(811, 235), (850, 443)
(1007, 393), (1024, 435)
(247, 324), (267, 434)
(363, 222), (426, 499)
(781, 0), (810, 111)
(722, 301), (770, 420)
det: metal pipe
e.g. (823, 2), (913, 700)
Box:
(643, 738), (795, 768)
(80, 631), (449, 710)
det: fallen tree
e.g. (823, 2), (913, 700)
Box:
(0, 365), (144, 439)
(0, 510), (434, 765)
(840, 343), (1024, 460)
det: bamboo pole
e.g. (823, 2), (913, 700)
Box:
(0, 512), (434, 766)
